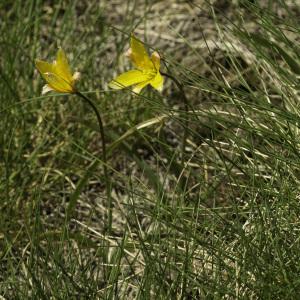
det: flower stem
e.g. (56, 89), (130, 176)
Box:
(75, 91), (112, 234)
(160, 71), (189, 167)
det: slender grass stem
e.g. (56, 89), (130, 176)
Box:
(75, 91), (112, 234)
(160, 71), (189, 167)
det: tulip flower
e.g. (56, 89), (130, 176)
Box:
(35, 48), (80, 94)
(109, 34), (164, 93)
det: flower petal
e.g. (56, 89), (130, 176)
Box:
(132, 79), (152, 94)
(151, 51), (161, 71)
(109, 69), (153, 90)
(130, 35), (153, 70)
(150, 72), (164, 92)
(41, 84), (54, 95)
(35, 60), (55, 78)
(73, 71), (81, 81)
(43, 72), (74, 93)
(55, 48), (73, 83)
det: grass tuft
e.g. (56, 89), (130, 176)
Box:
(1, 0), (300, 298)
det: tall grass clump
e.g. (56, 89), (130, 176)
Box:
(1, 0), (300, 298)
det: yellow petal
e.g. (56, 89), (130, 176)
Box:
(109, 70), (153, 90)
(43, 72), (74, 93)
(55, 48), (73, 83)
(132, 79), (152, 94)
(35, 59), (55, 78)
(130, 35), (153, 70)
(150, 72), (164, 92)
(151, 51), (161, 71)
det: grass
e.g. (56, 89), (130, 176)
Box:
(1, 0), (300, 298)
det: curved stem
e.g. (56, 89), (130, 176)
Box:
(160, 71), (189, 167)
(75, 91), (112, 234)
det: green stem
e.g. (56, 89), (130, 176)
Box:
(160, 71), (189, 167)
(75, 91), (112, 234)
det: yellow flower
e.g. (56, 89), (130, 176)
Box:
(109, 34), (164, 93)
(35, 48), (80, 95)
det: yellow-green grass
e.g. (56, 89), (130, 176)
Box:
(1, 0), (300, 298)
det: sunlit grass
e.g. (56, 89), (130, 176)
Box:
(1, 0), (300, 298)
